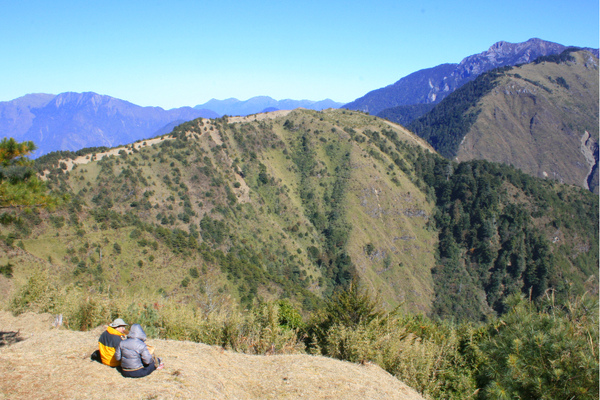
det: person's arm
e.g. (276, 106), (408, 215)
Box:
(141, 344), (153, 366)
(115, 343), (122, 361)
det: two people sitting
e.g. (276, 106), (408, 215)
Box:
(98, 318), (164, 378)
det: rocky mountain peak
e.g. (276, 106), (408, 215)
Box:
(488, 40), (511, 53)
(457, 38), (566, 74)
(344, 38), (573, 116)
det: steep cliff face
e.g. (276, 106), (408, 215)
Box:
(455, 50), (599, 192)
(580, 131), (599, 192)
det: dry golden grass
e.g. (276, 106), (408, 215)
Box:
(0, 311), (424, 400)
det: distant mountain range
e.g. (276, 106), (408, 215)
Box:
(0, 93), (342, 157)
(0, 92), (219, 157)
(2, 37), (597, 165)
(344, 38), (598, 121)
(194, 96), (343, 116)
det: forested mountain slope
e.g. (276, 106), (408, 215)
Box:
(7, 109), (438, 314)
(407, 49), (599, 193)
(1, 109), (597, 323)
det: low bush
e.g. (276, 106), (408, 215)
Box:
(7, 272), (597, 400)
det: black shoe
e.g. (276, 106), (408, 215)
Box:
(90, 350), (101, 363)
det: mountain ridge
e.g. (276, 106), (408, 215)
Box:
(344, 38), (577, 116)
(407, 49), (599, 193)
(28, 109), (439, 314)
(194, 96), (343, 116)
(0, 92), (219, 157)
(11, 108), (595, 322)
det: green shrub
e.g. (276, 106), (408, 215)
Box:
(0, 262), (13, 278)
(71, 298), (108, 331)
(277, 299), (303, 330)
(475, 292), (599, 399)
(9, 272), (54, 315)
(7, 267), (596, 400)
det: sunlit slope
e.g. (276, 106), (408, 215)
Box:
(14, 109), (438, 313)
(456, 50), (599, 192)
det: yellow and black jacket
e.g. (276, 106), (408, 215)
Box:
(98, 326), (126, 366)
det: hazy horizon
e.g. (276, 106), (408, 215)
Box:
(2, 0), (598, 109)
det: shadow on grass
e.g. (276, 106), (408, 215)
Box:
(0, 331), (24, 347)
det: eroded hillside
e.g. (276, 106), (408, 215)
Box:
(456, 50), (599, 192)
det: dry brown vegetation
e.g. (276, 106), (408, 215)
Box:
(456, 50), (599, 192)
(0, 311), (424, 400)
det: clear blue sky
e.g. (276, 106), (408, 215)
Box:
(2, 0), (598, 109)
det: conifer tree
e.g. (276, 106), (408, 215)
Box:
(0, 138), (54, 208)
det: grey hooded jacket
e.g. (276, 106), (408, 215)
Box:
(115, 324), (153, 370)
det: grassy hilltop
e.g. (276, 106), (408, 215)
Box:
(5, 109), (439, 314)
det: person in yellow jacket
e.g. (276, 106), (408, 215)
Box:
(98, 318), (128, 366)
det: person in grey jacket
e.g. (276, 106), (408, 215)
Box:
(115, 324), (164, 378)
